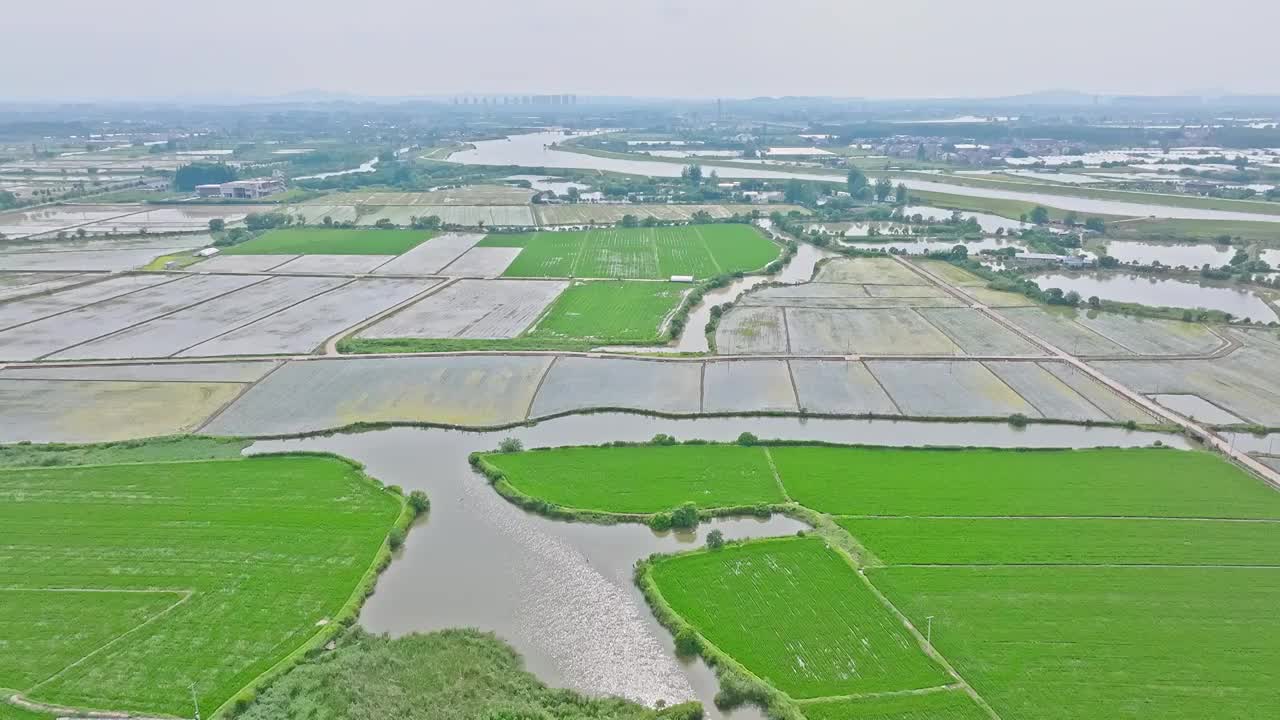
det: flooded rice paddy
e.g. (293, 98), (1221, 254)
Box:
(1094, 240), (1237, 268)
(246, 414), (1183, 716)
(1030, 271), (1278, 321)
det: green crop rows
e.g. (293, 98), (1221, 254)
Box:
(650, 537), (950, 698)
(486, 442), (1280, 719)
(0, 455), (402, 716)
(769, 446), (1280, 518)
(872, 566), (1280, 720)
(487, 445), (782, 513)
(489, 224), (780, 279)
(839, 517), (1280, 566)
(222, 228), (434, 255)
(526, 281), (686, 343)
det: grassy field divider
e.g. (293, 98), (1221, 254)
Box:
(852, 566), (1003, 720)
(210, 451), (419, 718)
(221, 405), (1180, 443)
(634, 548), (806, 720)
(762, 447), (791, 502)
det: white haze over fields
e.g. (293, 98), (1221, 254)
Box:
(3, 0), (1279, 101)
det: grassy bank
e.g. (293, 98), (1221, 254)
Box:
(237, 628), (700, 720)
(0, 435), (250, 468)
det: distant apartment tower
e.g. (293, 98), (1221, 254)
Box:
(195, 178), (286, 200)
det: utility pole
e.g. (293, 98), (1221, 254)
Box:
(926, 615), (934, 645)
(191, 684), (201, 720)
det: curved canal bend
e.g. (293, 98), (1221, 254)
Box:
(247, 414), (1186, 718)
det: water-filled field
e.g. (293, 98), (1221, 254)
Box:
(0, 274), (263, 361)
(359, 279), (568, 340)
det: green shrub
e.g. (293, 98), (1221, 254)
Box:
(713, 670), (771, 710)
(737, 432), (759, 446)
(651, 433), (678, 446)
(1009, 413), (1029, 428)
(408, 490), (430, 515)
(706, 530), (725, 550)
(498, 438), (524, 453)
(656, 701), (704, 720)
(670, 502), (699, 529)
(650, 512), (674, 531)
(674, 627), (701, 657)
(388, 528), (407, 550)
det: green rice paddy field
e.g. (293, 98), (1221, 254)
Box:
(526, 280), (686, 343)
(489, 444), (782, 513)
(649, 537), (950, 699)
(0, 455), (403, 717)
(769, 446), (1280, 518)
(222, 228), (434, 255)
(488, 443), (1280, 719)
(483, 224), (780, 279)
(800, 689), (987, 720)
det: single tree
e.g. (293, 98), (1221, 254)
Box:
(846, 168), (867, 195)
(874, 177), (893, 202)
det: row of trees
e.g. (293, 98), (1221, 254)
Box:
(174, 162), (236, 191)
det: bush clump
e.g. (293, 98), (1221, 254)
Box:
(674, 627), (701, 657)
(736, 432), (759, 446)
(650, 433), (678, 446)
(498, 437), (524, 453)
(387, 528), (407, 550)
(670, 502), (699, 529)
(705, 529), (725, 550)
(649, 512), (674, 531)
(408, 490), (430, 515)
(1008, 413), (1029, 428)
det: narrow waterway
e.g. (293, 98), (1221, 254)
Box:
(246, 415), (1185, 717)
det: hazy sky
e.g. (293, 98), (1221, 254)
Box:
(5, 0), (1278, 100)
